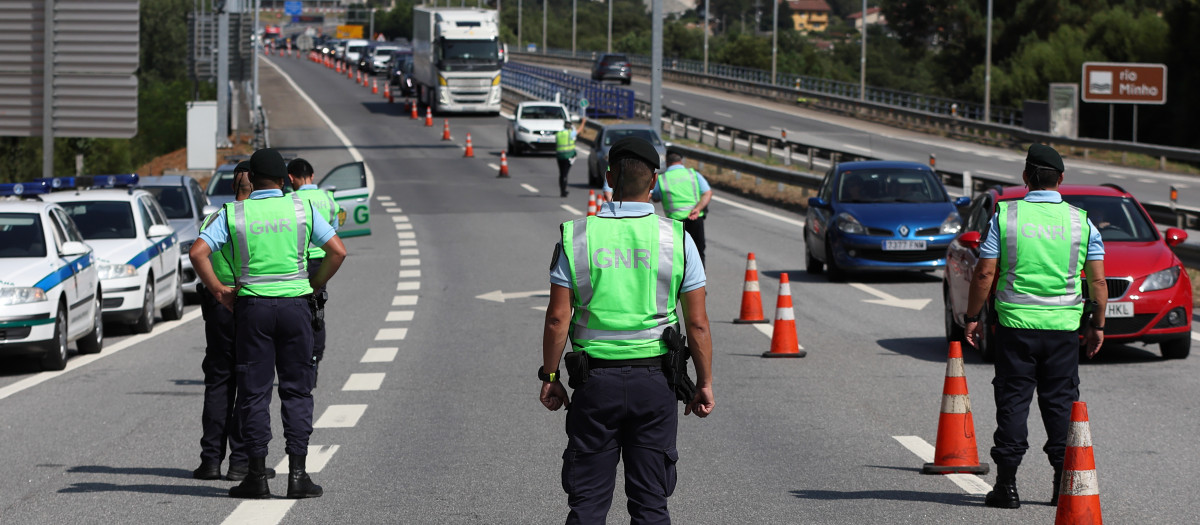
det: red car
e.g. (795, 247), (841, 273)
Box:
(944, 184), (1192, 360)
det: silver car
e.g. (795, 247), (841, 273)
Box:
(139, 175), (218, 296)
(586, 124), (667, 188)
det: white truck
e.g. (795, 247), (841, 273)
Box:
(412, 6), (502, 114)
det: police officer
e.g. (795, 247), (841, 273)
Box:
(540, 137), (715, 524)
(190, 148), (347, 499)
(652, 153), (712, 266)
(194, 161), (277, 482)
(286, 158), (340, 387)
(555, 114), (587, 198)
(964, 143), (1106, 509)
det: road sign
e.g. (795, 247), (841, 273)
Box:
(1081, 62), (1167, 104)
(579, 98), (588, 109)
(284, 1), (303, 16)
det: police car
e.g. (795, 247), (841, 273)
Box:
(0, 181), (103, 371)
(41, 175), (185, 334)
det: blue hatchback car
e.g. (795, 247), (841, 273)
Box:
(804, 160), (969, 280)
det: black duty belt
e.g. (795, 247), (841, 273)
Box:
(588, 356), (665, 368)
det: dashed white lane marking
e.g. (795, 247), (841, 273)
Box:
(387, 208), (403, 214)
(375, 328), (408, 340)
(975, 170), (1015, 181)
(893, 436), (992, 495)
(711, 195), (805, 228)
(271, 444), (339, 475)
(670, 99), (686, 106)
(381, 201), (397, 208)
(841, 143), (871, 153)
(400, 258), (420, 266)
(487, 163), (500, 170)
(0, 308), (203, 402)
(222, 500), (295, 525)
(1080, 169), (1097, 175)
(362, 347), (399, 363)
(395, 222), (413, 230)
(397, 231), (415, 239)
(392, 295), (418, 306)
(400, 248), (419, 256)
(561, 204), (583, 215)
(769, 125), (783, 131)
(399, 240), (418, 247)
(1191, 331), (1200, 341)
(396, 281), (420, 291)
(343, 373), (386, 391)
(399, 269), (421, 278)
(521, 183), (540, 193)
(314, 405), (367, 428)
(532, 305), (548, 312)
(392, 215), (409, 222)
(714, 111), (733, 118)
(377, 195), (392, 201)
(386, 310), (414, 322)
(1139, 178), (1156, 184)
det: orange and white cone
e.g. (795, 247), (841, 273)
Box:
(922, 341), (989, 474)
(497, 151), (510, 178)
(733, 253), (769, 324)
(424, 107), (433, 127)
(1055, 402), (1102, 524)
(410, 101), (419, 119)
(372, 78), (379, 94)
(463, 133), (474, 157)
(336, 61), (342, 73)
(442, 119), (452, 140)
(587, 191), (597, 216)
(762, 273), (806, 358)
(386, 84), (394, 103)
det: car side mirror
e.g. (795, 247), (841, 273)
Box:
(202, 204), (220, 216)
(956, 230), (982, 249)
(60, 241), (90, 257)
(808, 197), (828, 208)
(1164, 227), (1188, 247)
(148, 224), (174, 238)
(954, 196), (971, 207)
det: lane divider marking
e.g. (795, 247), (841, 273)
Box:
(387, 208), (403, 214)
(714, 111), (733, 118)
(375, 328), (408, 340)
(893, 435), (991, 495)
(313, 404), (367, 428)
(397, 231), (416, 239)
(377, 195), (392, 201)
(521, 183), (540, 193)
(221, 500), (294, 525)
(399, 269), (421, 278)
(342, 373), (386, 391)
(392, 295), (418, 306)
(711, 195), (806, 228)
(400, 248), (419, 256)
(392, 215), (409, 222)
(561, 204), (583, 215)
(361, 347), (399, 363)
(400, 258), (420, 267)
(399, 240), (418, 247)
(487, 163), (499, 170)
(395, 222), (413, 230)
(396, 282), (420, 291)
(386, 311), (414, 322)
(271, 444), (339, 474)
(750, 321), (804, 349)
(381, 201), (397, 208)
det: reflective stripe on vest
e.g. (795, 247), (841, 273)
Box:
(994, 199), (1087, 330)
(563, 214), (684, 359)
(659, 167), (702, 220)
(556, 129), (575, 158)
(296, 188), (338, 259)
(228, 194), (313, 295)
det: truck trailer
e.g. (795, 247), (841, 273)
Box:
(412, 6), (502, 114)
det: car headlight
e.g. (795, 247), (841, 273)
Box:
(0, 287), (47, 305)
(940, 212), (963, 235)
(98, 263), (138, 280)
(1140, 266), (1180, 292)
(518, 126), (531, 134)
(835, 212), (864, 235)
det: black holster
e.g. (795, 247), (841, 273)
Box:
(662, 326), (697, 404)
(564, 350), (589, 390)
(307, 294), (324, 332)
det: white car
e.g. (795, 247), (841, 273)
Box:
(42, 175), (185, 334)
(0, 181), (103, 370)
(507, 101), (577, 155)
(343, 39), (369, 68)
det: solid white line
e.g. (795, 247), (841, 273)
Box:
(487, 163), (500, 171)
(222, 501), (295, 525)
(398, 240), (418, 247)
(395, 222), (414, 230)
(400, 258), (420, 266)
(314, 404), (367, 428)
(892, 436), (991, 495)
(386, 310), (415, 322)
(561, 204), (583, 215)
(396, 281), (420, 291)
(710, 195), (805, 228)
(375, 328), (408, 340)
(400, 248), (419, 256)
(262, 57), (375, 197)
(669, 99), (686, 106)
(342, 372), (386, 391)
(841, 143), (871, 153)
(753, 323), (773, 339)
(362, 347), (399, 363)
(975, 170), (1015, 181)
(396, 231), (415, 239)
(521, 183), (540, 193)
(392, 215), (409, 222)
(399, 269), (421, 278)
(714, 111), (733, 118)
(392, 295), (418, 306)
(1138, 178), (1156, 184)
(0, 308), (203, 402)
(272, 444), (339, 475)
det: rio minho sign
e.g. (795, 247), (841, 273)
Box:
(1081, 62), (1167, 104)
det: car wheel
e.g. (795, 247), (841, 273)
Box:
(805, 239), (824, 274)
(40, 303), (68, 371)
(77, 292), (104, 355)
(944, 288), (964, 343)
(162, 272), (184, 321)
(133, 279), (155, 334)
(824, 236), (845, 282)
(1160, 337), (1190, 359)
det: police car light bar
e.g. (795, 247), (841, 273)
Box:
(36, 174), (140, 191)
(90, 174), (140, 188)
(0, 181), (51, 196)
(37, 176), (81, 190)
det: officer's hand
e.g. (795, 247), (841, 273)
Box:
(212, 285), (235, 312)
(540, 381), (569, 411)
(965, 321), (982, 348)
(1084, 327), (1104, 359)
(687, 208), (701, 221)
(685, 386), (714, 418)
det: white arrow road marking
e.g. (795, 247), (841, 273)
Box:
(476, 290), (550, 303)
(893, 436), (991, 495)
(848, 283), (931, 310)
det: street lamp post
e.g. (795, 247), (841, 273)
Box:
(703, 0), (709, 74)
(858, 0), (866, 101)
(607, 0), (613, 53)
(572, 0), (576, 56)
(518, 0), (522, 48)
(983, 0), (993, 122)
(771, 0), (778, 84)
(651, 0), (662, 133)
(542, 0), (546, 54)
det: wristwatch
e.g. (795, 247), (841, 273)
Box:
(964, 312), (981, 323)
(537, 366), (559, 383)
(1090, 323), (1105, 332)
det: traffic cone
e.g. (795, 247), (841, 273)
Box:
(355, 70), (361, 84)
(410, 101), (419, 119)
(922, 341), (989, 474)
(464, 133), (475, 157)
(372, 78), (379, 94)
(497, 151), (510, 178)
(442, 119), (452, 140)
(733, 253), (769, 324)
(424, 107), (433, 127)
(587, 190), (597, 216)
(761, 273), (806, 358)
(384, 83), (392, 102)
(1055, 402), (1102, 524)
(336, 61), (342, 73)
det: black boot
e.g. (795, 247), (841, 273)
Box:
(228, 457), (270, 499)
(227, 463), (276, 481)
(286, 455), (323, 499)
(193, 461), (222, 480)
(1051, 465), (1063, 506)
(985, 464), (1020, 509)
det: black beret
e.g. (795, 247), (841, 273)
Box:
(249, 148), (287, 179)
(1026, 143), (1064, 172)
(234, 161), (252, 174)
(608, 136), (660, 170)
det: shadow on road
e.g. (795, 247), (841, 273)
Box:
(68, 465), (193, 478)
(58, 482), (229, 498)
(1081, 342), (1164, 364)
(760, 269), (942, 285)
(789, 488), (980, 506)
(360, 101), (407, 117)
(876, 337), (972, 364)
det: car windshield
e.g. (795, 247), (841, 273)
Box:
(601, 55), (628, 65)
(837, 168), (946, 203)
(442, 39), (499, 61)
(603, 129), (661, 146)
(207, 171), (236, 196)
(1060, 195), (1158, 242)
(58, 201), (137, 240)
(0, 213), (47, 258)
(520, 106), (567, 120)
(375, 48), (396, 57)
(346, 44), (365, 55)
(141, 186), (191, 219)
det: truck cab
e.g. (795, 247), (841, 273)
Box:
(412, 7), (502, 114)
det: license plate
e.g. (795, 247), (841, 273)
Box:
(1106, 301), (1134, 318)
(882, 240), (926, 251)
(539, 136), (556, 143)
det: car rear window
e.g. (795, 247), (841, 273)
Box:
(1061, 195), (1158, 242)
(59, 201), (137, 240)
(142, 186), (192, 219)
(0, 213), (46, 258)
(207, 172), (236, 196)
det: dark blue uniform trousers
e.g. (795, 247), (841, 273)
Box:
(563, 366), (679, 525)
(991, 324), (1080, 469)
(306, 258), (327, 364)
(198, 285), (245, 466)
(235, 296), (315, 458)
